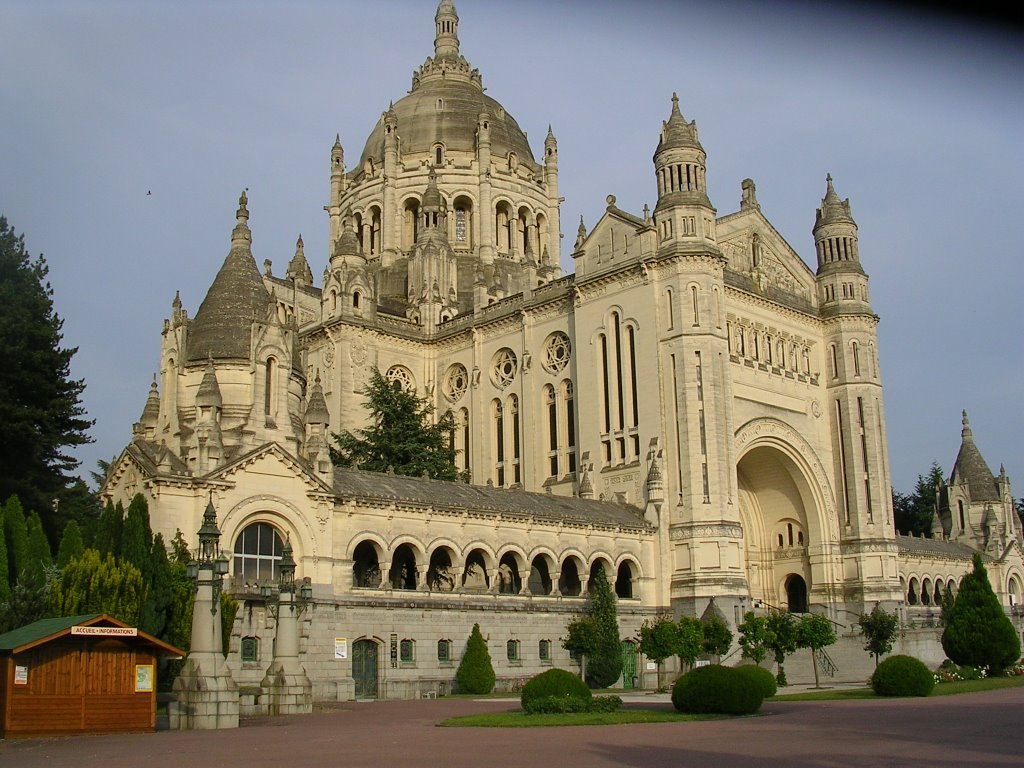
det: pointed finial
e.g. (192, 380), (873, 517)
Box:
(172, 289), (181, 309)
(296, 234), (304, 250)
(961, 409), (973, 438)
(671, 91), (680, 112)
(333, 133), (342, 149)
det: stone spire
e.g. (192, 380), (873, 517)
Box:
(434, 0), (459, 58)
(951, 410), (999, 501)
(816, 174), (856, 227)
(656, 92), (703, 153)
(133, 376), (161, 438)
(286, 235), (314, 286)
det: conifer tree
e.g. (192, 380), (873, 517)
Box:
(141, 533), (172, 637)
(93, 499), (124, 557)
(331, 367), (464, 481)
(0, 505), (9, 605)
(23, 511), (53, 589)
(941, 554), (1020, 673)
(583, 570), (623, 689)
(56, 520), (85, 568)
(48, 549), (144, 625)
(2, 496), (29, 588)
(121, 493), (153, 579)
(0, 218), (92, 538)
(456, 623), (496, 694)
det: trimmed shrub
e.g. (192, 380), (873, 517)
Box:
(672, 664), (764, 715)
(870, 655), (935, 697)
(521, 668), (592, 714)
(589, 695), (623, 713)
(733, 664), (777, 699)
(456, 623), (496, 694)
(942, 554), (1021, 674)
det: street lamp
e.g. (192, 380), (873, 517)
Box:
(260, 538), (313, 617)
(190, 497), (230, 614)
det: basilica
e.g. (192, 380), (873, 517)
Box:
(102, 1), (1023, 699)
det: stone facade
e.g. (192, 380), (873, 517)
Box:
(103, 1), (1023, 697)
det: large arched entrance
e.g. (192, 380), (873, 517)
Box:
(737, 443), (824, 612)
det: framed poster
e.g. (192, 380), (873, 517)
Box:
(334, 637), (348, 660)
(14, 665), (28, 685)
(135, 664), (154, 692)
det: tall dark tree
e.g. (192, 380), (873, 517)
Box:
(0, 507), (8, 605)
(582, 571), (623, 689)
(51, 478), (102, 550)
(121, 493), (153, 579)
(2, 496), (29, 589)
(893, 462), (943, 537)
(331, 367), (464, 481)
(141, 533), (171, 638)
(0, 218), (92, 541)
(56, 519), (85, 568)
(23, 511), (52, 589)
(93, 500), (124, 558)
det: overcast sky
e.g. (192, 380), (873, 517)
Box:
(1, 0), (1020, 495)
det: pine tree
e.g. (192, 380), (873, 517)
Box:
(0, 218), (93, 540)
(93, 499), (124, 557)
(23, 511), (53, 589)
(941, 554), (1020, 673)
(893, 462), (944, 537)
(56, 520), (85, 568)
(331, 367), (465, 481)
(456, 623), (495, 694)
(141, 533), (172, 637)
(2, 496), (29, 589)
(583, 570), (623, 689)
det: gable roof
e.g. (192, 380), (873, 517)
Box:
(332, 466), (651, 530)
(0, 614), (184, 657)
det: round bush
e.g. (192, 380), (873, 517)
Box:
(733, 664), (777, 699)
(521, 668), (593, 714)
(870, 655), (935, 697)
(671, 664), (764, 715)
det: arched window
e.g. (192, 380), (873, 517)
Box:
(493, 399), (505, 487)
(434, 145), (444, 166)
(829, 344), (838, 379)
(665, 288), (674, 330)
(852, 341), (861, 377)
(958, 500), (965, 532)
(508, 394), (521, 485)
(545, 385), (559, 478)
(353, 290), (361, 309)
(352, 540), (382, 588)
(539, 639), (551, 661)
(691, 285), (700, 327)
(437, 639), (452, 662)
(506, 639), (520, 662)
(233, 522), (283, 584)
(264, 357), (277, 415)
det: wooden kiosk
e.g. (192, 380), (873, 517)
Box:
(0, 613), (184, 738)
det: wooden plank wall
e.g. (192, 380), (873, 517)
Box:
(1, 637), (156, 737)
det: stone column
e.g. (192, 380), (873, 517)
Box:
(260, 589), (313, 716)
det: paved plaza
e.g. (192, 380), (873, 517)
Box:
(1, 688), (1021, 768)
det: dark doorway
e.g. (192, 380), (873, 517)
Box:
(785, 574), (808, 613)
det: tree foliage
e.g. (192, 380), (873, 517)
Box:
(2, 496), (29, 590)
(638, 615), (679, 688)
(121, 493), (153, 580)
(456, 623), (495, 694)
(796, 613), (837, 688)
(581, 572), (623, 689)
(941, 554), (1020, 673)
(0, 218), (92, 541)
(765, 612), (798, 686)
(858, 604), (900, 666)
(93, 500), (124, 559)
(738, 612), (771, 664)
(702, 614), (734, 657)
(23, 511), (53, 590)
(56, 519), (85, 569)
(676, 616), (705, 670)
(331, 367), (465, 481)
(892, 462), (943, 537)
(0, 506), (8, 606)
(48, 549), (145, 625)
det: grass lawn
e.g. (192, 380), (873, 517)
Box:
(771, 675), (1024, 701)
(439, 710), (720, 727)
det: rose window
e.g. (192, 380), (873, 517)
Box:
(491, 348), (518, 389)
(542, 332), (572, 373)
(385, 365), (415, 392)
(443, 364), (469, 403)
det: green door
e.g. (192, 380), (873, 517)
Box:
(353, 639), (379, 699)
(621, 640), (638, 690)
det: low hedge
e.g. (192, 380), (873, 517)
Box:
(733, 664), (777, 699)
(870, 655), (935, 697)
(521, 668), (593, 714)
(671, 664), (764, 715)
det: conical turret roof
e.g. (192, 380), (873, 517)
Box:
(814, 174), (856, 228)
(187, 192), (272, 363)
(656, 93), (703, 153)
(950, 410), (998, 501)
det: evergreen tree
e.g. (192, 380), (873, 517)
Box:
(456, 623), (495, 694)
(892, 462), (943, 537)
(170, 528), (192, 564)
(583, 571), (622, 689)
(23, 511), (53, 589)
(331, 367), (465, 481)
(48, 549), (144, 625)
(795, 613), (837, 688)
(941, 554), (1020, 673)
(0, 504), (8, 605)
(121, 493), (153, 580)
(0, 575), (49, 633)
(52, 477), (102, 550)
(2, 496), (29, 589)
(141, 533), (172, 638)
(161, 561), (195, 688)
(562, 614), (599, 679)
(56, 519), (85, 568)
(857, 604), (900, 666)
(93, 499), (124, 557)
(0, 218), (93, 541)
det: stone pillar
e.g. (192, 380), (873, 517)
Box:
(260, 590), (313, 716)
(169, 560), (239, 730)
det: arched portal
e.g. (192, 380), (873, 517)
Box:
(736, 438), (833, 612)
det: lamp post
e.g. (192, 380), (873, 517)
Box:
(260, 537), (313, 715)
(170, 497), (239, 730)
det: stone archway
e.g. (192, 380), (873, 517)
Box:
(735, 419), (841, 612)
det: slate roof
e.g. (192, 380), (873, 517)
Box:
(127, 438), (190, 475)
(332, 465), (651, 530)
(897, 535), (984, 561)
(950, 412), (999, 501)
